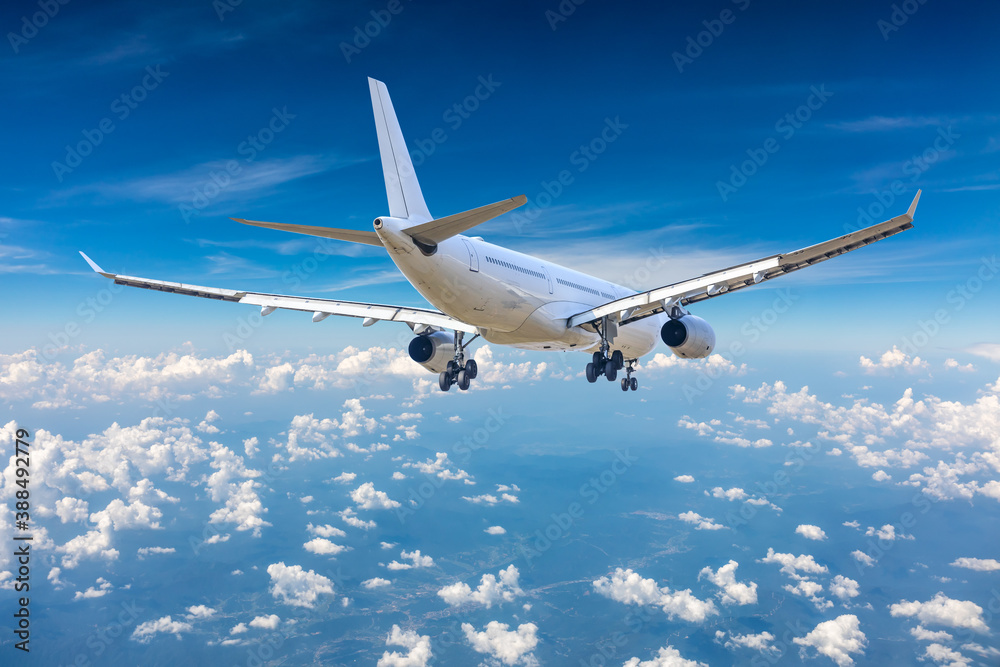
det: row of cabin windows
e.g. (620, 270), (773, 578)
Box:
(485, 255), (545, 280)
(556, 278), (614, 301)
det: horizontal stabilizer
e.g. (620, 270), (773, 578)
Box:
(404, 195), (527, 246)
(232, 218), (383, 246)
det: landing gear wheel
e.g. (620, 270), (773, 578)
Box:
(457, 370), (471, 391)
(611, 350), (624, 370)
(605, 365), (617, 382)
(621, 378), (629, 392)
(630, 377), (638, 391)
(592, 351), (603, 366)
(586, 362), (598, 383)
(439, 371), (452, 392)
(446, 360), (458, 374)
(465, 359), (478, 379)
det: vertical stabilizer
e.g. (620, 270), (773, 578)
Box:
(368, 78), (432, 222)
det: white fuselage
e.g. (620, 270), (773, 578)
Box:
(374, 217), (664, 358)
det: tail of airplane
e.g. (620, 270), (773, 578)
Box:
(368, 77), (433, 223)
(232, 78), (526, 248)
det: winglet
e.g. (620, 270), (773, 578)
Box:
(79, 251), (114, 278)
(906, 189), (921, 221)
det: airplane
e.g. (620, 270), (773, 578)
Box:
(80, 78), (919, 393)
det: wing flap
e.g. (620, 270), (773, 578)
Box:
(568, 190), (920, 328)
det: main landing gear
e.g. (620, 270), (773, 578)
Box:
(585, 342), (638, 392)
(439, 331), (479, 392)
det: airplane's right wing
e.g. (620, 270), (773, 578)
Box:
(78, 252), (477, 333)
(568, 190), (920, 329)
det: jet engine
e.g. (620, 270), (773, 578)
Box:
(660, 315), (715, 359)
(408, 332), (455, 373)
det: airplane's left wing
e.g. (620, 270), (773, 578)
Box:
(568, 190), (920, 329)
(79, 252), (478, 333)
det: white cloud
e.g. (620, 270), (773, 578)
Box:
(793, 615), (867, 666)
(829, 575), (860, 602)
(759, 548), (828, 578)
(137, 546), (175, 558)
(698, 561), (758, 605)
(266, 562), (334, 608)
(403, 452), (473, 484)
(889, 593), (988, 632)
(864, 524), (912, 541)
(623, 645), (708, 666)
(387, 549), (434, 571)
(710, 487), (748, 501)
(340, 508), (376, 530)
(303, 538), (349, 556)
(795, 524), (828, 541)
(230, 623), (247, 635)
(716, 631), (777, 654)
(185, 605), (216, 619)
(485, 525), (506, 535)
(462, 493), (519, 505)
(872, 470), (891, 482)
(966, 342), (1000, 362)
(678, 511), (726, 531)
(462, 621), (539, 666)
(55, 497), (89, 523)
(674, 475), (695, 483)
(307, 523), (347, 538)
(950, 557), (1000, 571)
(910, 625), (953, 642)
(851, 550), (876, 567)
(73, 577), (113, 600)
(922, 643), (971, 666)
(249, 614), (280, 630)
(351, 482), (401, 510)
(783, 579), (832, 610)
(332, 472), (357, 484)
(592, 568), (717, 623)
(363, 577), (392, 589)
(438, 565), (524, 608)
(859, 346), (928, 373)
(944, 358), (976, 373)
(377, 625), (432, 667)
(131, 615), (193, 643)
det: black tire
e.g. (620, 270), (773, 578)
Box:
(621, 378), (629, 392)
(592, 351), (603, 366)
(439, 371), (452, 392)
(446, 360), (457, 374)
(457, 370), (471, 391)
(605, 365), (617, 382)
(465, 359), (478, 379)
(586, 362), (598, 383)
(611, 350), (624, 370)
(630, 377), (638, 391)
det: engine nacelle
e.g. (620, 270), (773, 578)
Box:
(660, 315), (715, 359)
(408, 332), (455, 373)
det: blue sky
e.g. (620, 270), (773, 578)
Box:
(2, 0), (999, 358)
(3, 2), (1000, 665)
